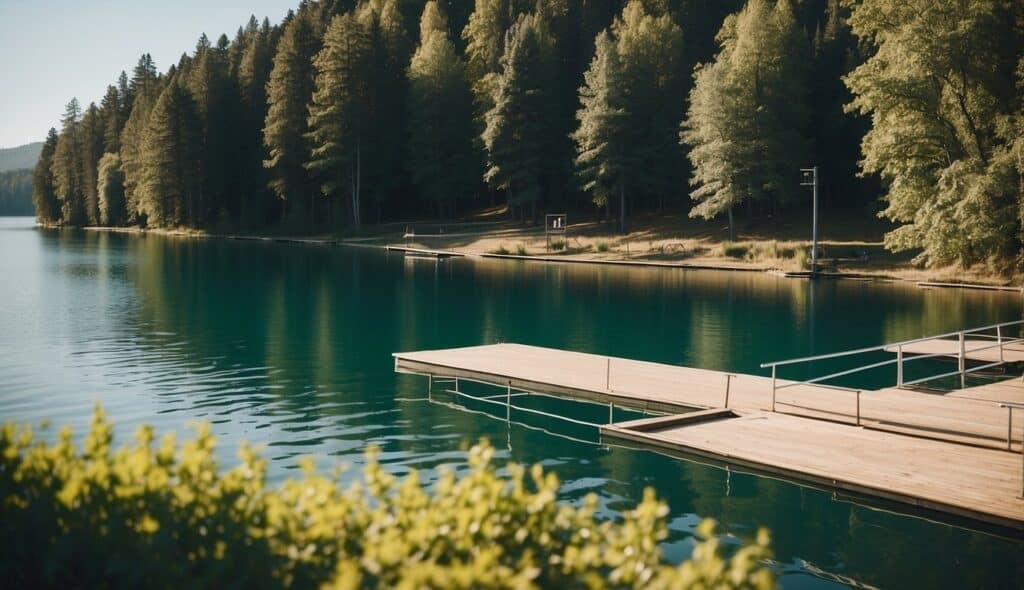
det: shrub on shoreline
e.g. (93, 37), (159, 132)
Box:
(0, 407), (775, 589)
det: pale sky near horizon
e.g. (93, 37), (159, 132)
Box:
(0, 0), (298, 149)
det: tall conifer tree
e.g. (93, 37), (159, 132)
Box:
(137, 77), (201, 227)
(32, 128), (61, 225)
(407, 1), (477, 218)
(681, 0), (808, 238)
(482, 13), (557, 219)
(264, 10), (322, 224)
(306, 12), (373, 229)
(51, 98), (86, 226)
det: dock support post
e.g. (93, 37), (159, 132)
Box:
(608, 401), (614, 425)
(724, 374), (732, 409)
(958, 332), (966, 389)
(855, 390), (861, 426)
(506, 381), (511, 423)
(896, 345), (904, 387)
(428, 374), (432, 401)
(770, 365), (777, 412)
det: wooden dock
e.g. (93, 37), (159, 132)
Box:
(395, 344), (1022, 450)
(394, 343), (1024, 530)
(603, 411), (1024, 530)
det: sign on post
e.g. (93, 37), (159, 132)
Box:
(545, 213), (567, 252)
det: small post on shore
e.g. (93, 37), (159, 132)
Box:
(724, 374), (732, 409)
(800, 166), (819, 276)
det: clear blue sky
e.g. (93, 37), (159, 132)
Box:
(0, 0), (298, 148)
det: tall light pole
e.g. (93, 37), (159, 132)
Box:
(800, 166), (819, 276)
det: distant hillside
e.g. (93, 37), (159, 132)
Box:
(0, 142), (43, 173)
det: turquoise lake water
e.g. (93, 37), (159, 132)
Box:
(0, 216), (1021, 588)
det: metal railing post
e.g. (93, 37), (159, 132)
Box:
(958, 332), (966, 389)
(428, 374), (432, 401)
(506, 381), (511, 423)
(997, 325), (1004, 362)
(608, 401), (614, 424)
(606, 358), (611, 391)
(1007, 406), (1013, 451)
(724, 374), (732, 409)
(896, 344), (904, 387)
(771, 365), (777, 412)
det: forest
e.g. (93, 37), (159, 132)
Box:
(29, 0), (1024, 271)
(0, 169), (33, 216)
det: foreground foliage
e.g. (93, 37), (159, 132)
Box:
(0, 408), (774, 589)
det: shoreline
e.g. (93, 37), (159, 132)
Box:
(71, 223), (1024, 293)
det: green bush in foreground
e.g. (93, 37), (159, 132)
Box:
(0, 407), (775, 589)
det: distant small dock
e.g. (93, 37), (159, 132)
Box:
(394, 320), (1024, 530)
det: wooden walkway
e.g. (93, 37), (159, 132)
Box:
(394, 343), (1024, 529)
(395, 344), (1023, 449)
(603, 411), (1024, 530)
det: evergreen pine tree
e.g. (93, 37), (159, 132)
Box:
(97, 152), (125, 226)
(186, 33), (234, 224)
(306, 12), (373, 229)
(482, 13), (557, 219)
(120, 55), (163, 221)
(99, 85), (123, 153)
(237, 17), (277, 225)
(79, 103), (105, 225)
(681, 0), (809, 238)
(573, 31), (631, 224)
(264, 10), (322, 224)
(51, 98), (86, 226)
(137, 77), (201, 227)
(407, 1), (478, 218)
(356, 0), (411, 221)
(32, 128), (61, 224)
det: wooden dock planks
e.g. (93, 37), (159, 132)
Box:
(394, 344), (1022, 449)
(394, 343), (1024, 529)
(602, 411), (1024, 530)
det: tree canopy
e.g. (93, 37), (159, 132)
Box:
(26, 0), (1023, 272)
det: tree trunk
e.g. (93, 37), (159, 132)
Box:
(619, 183), (627, 234)
(353, 135), (362, 231)
(728, 206), (735, 242)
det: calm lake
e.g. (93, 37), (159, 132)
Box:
(1, 216), (1021, 588)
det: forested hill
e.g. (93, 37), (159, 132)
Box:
(0, 142), (42, 173)
(0, 169), (33, 215)
(29, 0), (1024, 273)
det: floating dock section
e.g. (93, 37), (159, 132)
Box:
(394, 320), (1024, 531)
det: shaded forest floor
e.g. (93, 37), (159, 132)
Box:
(84, 206), (1021, 287)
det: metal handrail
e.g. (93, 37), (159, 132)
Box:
(760, 319), (1024, 369)
(760, 319), (1024, 415)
